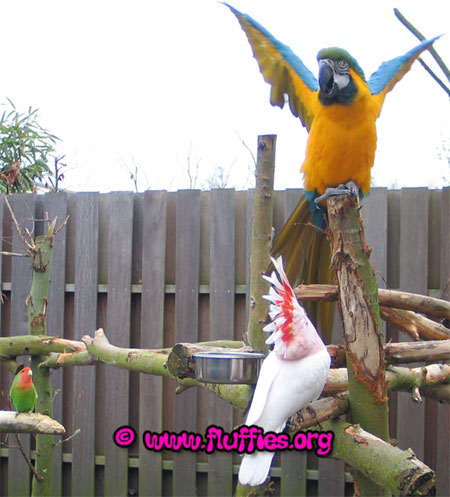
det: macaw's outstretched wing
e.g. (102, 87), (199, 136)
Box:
(369, 35), (441, 113)
(224, 3), (319, 130)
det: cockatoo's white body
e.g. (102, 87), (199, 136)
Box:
(238, 257), (331, 487)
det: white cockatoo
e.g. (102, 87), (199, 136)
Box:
(238, 256), (331, 486)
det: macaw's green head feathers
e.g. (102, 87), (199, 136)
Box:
(317, 47), (366, 80)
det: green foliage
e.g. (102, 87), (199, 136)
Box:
(0, 99), (59, 193)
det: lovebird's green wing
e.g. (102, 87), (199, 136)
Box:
(224, 3), (319, 130)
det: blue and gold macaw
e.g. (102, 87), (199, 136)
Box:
(225, 3), (439, 341)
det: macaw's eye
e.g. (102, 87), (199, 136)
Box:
(335, 60), (350, 74)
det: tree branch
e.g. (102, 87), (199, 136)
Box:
(301, 418), (436, 496)
(327, 193), (390, 496)
(246, 135), (276, 353)
(0, 411), (65, 435)
(3, 333), (448, 373)
(82, 329), (252, 410)
(393, 8), (450, 88)
(0, 335), (86, 358)
(293, 364), (450, 431)
(329, 340), (450, 367)
(380, 307), (450, 340)
(295, 284), (450, 321)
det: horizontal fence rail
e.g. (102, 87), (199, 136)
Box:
(0, 188), (449, 497)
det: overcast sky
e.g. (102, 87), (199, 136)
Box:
(1, 0), (449, 192)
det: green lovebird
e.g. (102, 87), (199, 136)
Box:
(9, 367), (37, 413)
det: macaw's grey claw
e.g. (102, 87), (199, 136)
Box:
(314, 181), (359, 206)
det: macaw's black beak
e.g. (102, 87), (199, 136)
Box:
(319, 60), (337, 98)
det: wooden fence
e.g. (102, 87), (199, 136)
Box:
(0, 188), (449, 497)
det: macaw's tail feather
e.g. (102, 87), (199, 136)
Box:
(238, 451), (274, 487)
(269, 196), (335, 344)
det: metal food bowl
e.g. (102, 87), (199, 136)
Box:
(192, 352), (265, 384)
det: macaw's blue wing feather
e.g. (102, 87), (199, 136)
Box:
(368, 36), (441, 99)
(223, 3), (319, 130)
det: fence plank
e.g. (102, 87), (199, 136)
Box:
(43, 192), (68, 497)
(436, 187), (449, 497)
(318, 457), (346, 497)
(280, 189), (309, 497)
(235, 191), (249, 287)
(362, 188), (388, 349)
(440, 187), (449, 301)
(139, 191), (167, 497)
(281, 449), (307, 497)
(386, 190), (401, 439)
(362, 188), (388, 289)
(102, 193), (134, 496)
(207, 189), (235, 497)
(71, 193), (99, 497)
(173, 190), (201, 496)
(7, 194), (35, 497)
(396, 188), (428, 460)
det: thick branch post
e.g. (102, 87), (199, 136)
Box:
(327, 194), (390, 496)
(246, 135), (276, 353)
(28, 219), (56, 496)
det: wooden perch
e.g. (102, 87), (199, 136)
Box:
(329, 339), (450, 367)
(380, 307), (450, 341)
(386, 363), (450, 402)
(313, 419), (436, 496)
(0, 335), (86, 358)
(378, 289), (450, 320)
(294, 363), (450, 431)
(287, 417), (437, 494)
(295, 284), (450, 319)
(3, 331), (447, 418)
(295, 284), (450, 340)
(3, 329), (448, 365)
(383, 340), (450, 364)
(323, 364), (450, 399)
(166, 342), (252, 378)
(0, 411), (65, 435)
(3, 335), (448, 369)
(289, 395), (349, 430)
(83, 329), (252, 410)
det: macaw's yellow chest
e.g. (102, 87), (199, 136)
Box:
(301, 95), (378, 196)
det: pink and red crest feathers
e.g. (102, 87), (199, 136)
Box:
(263, 257), (326, 360)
